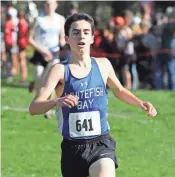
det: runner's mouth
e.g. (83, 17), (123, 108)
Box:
(78, 42), (85, 46)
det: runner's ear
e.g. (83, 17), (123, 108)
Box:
(90, 35), (94, 44)
(65, 36), (69, 44)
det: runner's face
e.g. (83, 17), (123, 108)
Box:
(66, 20), (94, 55)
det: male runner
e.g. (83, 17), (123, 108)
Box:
(29, 13), (157, 177)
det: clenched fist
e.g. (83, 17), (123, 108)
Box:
(54, 95), (79, 108)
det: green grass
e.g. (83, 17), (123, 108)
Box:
(2, 76), (175, 177)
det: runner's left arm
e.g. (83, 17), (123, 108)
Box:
(105, 58), (157, 117)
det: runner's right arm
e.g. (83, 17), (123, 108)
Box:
(29, 64), (78, 115)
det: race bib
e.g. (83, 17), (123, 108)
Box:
(69, 111), (101, 138)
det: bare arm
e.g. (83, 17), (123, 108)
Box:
(28, 34), (45, 55)
(106, 59), (157, 117)
(28, 20), (45, 54)
(29, 64), (79, 115)
(29, 64), (64, 115)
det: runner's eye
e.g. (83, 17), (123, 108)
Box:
(73, 31), (79, 35)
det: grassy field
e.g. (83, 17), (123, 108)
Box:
(1, 75), (175, 177)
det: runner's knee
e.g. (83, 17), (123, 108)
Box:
(89, 158), (115, 177)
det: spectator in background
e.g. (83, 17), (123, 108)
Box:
(3, 12), (16, 82)
(131, 16), (143, 89)
(122, 10), (133, 28)
(1, 4), (7, 78)
(161, 7), (175, 91)
(91, 28), (103, 54)
(100, 22), (118, 73)
(132, 16), (142, 36)
(28, 0), (66, 119)
(122, 10), (137, 90)
(140, 4), (152, 24)
(169, 26), (175, 91)
(134, 21), (156, 89)
(102, 29), (115, 54)
(114, 16), (133, 90)
(17, 9), (29, 85)
(108, 17), (116, 33)
(7, 2), (19, 76)
(150, 12), (165, 89)
(113, 16), (125, 83)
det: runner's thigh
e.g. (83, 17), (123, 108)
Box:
(89, 158), (115, 177)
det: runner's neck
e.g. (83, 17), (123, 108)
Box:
(69, 54), (91, 68)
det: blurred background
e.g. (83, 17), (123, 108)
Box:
(1, 0), (175, 91)
(1, 1), (175, 177)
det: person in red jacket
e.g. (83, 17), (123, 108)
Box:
(17, 10), (29, 85)
(4, 13), (15, 81)
(4, 13), (15, 49)
(7, 2), (19, 77)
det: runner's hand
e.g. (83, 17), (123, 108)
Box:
(139, 101), (157, 117)
(55, 95), (79, 108)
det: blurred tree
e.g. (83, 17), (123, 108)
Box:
(155, 1), (175, 11)
(5, 1), (170, 29)
(95, 3), (113, 29)
(77, 1), (113, 29)
(112, 1), (140, 16)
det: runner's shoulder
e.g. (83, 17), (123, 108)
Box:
(50, 62), (65, 79)
(93, 57), (111, 67)
(52, 59), (68, 72)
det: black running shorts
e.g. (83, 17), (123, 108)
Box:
(61, 133), (118, 177)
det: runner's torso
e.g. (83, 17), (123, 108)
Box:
(55, 58), (110, 139)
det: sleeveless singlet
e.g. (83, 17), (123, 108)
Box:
(56, 58), (110, 139)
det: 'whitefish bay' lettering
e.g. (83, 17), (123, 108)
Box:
(65, 87), (104, 110)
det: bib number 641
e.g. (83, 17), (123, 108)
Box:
(76, 119), (94, 132)
(69, 111), (101, 137)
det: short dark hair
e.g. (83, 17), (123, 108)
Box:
(64, 13), (95, 36)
